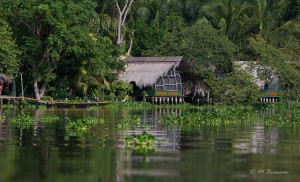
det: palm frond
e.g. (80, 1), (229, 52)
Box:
(83, 76), (100, 87)
(75, 82), (88, 96)
(279, 48), (300, 62)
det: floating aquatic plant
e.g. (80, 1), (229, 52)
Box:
(0, 113), (5, 122)
(107, 101), (153, 110)
(39, 114), (60, 123)
(262, 111), (300, 127)
(0, 104), (15, 109)
(106, 101), (199, 110)
(11, 113), (34, 129)
(118, 115), (141, 129)
(64, 116), (104, 136)
(256, 102), (300, 126)
(125, 131), (155, 154)
(158, 106), (259, 128)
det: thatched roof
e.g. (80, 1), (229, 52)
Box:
(119, 56), (183, 88)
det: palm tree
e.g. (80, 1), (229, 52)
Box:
(203, 0), (254, 41)
(254, 0), (267, 34)
(135, 0), (181, 27)
(181, 0), (204, 22)
(90, 13), (118, 41)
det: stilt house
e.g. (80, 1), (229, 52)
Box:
(119, 57), (184, 103)
(119, 56), (209, 104)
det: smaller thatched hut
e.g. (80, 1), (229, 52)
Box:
(119, 56), (209, 103)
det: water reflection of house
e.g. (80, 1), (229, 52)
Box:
(115, 108), (182, 181)
(116, 108), (183, 151)
(119, 57), (209, 103)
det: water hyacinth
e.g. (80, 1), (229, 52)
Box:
(107, 101), (154, 110)
(39, 114), (60, 123)
(0, 110), (6, 122)
(158, 105), (259, 127)
(125, 131), (155, 154)
(106, 101), (200, 110)
(256, 102), (300, 126)
(118, 115), (141, 129)
(11, 113), (34, 129)
(64, 116), (104, 137)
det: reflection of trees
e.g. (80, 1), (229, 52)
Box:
(3, 108), (119, 181)
(250, 121), (278, 154)
(116, 108), (182, 151)
(115, 108), (182, 181)
(0, 108), (2, 124)
(0, 108), (5, 147)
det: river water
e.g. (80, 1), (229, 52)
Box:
(0, 107), (299, 182)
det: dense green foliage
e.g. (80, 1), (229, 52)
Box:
(0, 20), (19, 77)
(10, 112), (60, 128)
(206, 67), (260, 103)
(118, 115), (141, 129)
(125, 131), (155, 154)
(261, 102), (300, 126)
(148, 18), (237, 75)
(39, 114), (60, 123)
(0, 0), (299, 103)
(10, 113), (34, 129)
(246, 37), (300, 99)
(158, 105), (259, 127)
(64, 116), (104, 137)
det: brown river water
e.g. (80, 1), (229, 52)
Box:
(0, 107), (299, 182)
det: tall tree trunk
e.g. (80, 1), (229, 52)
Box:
(117, 15), (123, 45)
(127, 31), (134, 56)
(0, 84), (2, 95)
(114, 0), (135, 45)
(34, 78), (47, 100)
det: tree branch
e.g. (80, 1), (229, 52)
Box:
(122, 0), (134, 26)
(114, 0), (122, 14)
(121, 0), (129, 15)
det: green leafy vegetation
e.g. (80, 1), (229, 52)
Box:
(118, 115), (141, 129)
(0, 19), (19, 77)
(107, 101), (154, 110)
(11, 113), (34, 129)
(39, 114), (59, 123)
(206, 67), (260, 103)
(64, 116), (104, 137)
(20, 102), (47, 109)
(245, 37), (300, 99)
(260, 102), (300, 126)
(0, 110), (5, 122)
(0, 104), (15, 109)
(125, 131), (155, 154)
(158, 105), (259, 128)
(0, 0), (299, 103)
(107, 101), (201, 110)
(148, 18), (237, 77)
